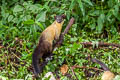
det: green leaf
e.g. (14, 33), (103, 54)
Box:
(97, 14), (105, 33)
(108, 0), (114, 8)
(8, 15), (14, 22)
(0, 76), (8, 80)
(77, 0), (85, 16)
(4, 13), (9, 20)
(36, 11), (46, 22)
(114, 75), (120, 80)
(69, 0), (75, 10)
(23, 20), (34, 25)
(89, 10), (100, 16)
(90, 22), (96, 30)
(24, 15), (32, 21)
(106, 11), (112, 22)
(13, 5), (23, 12)
(113, 4), (120, 20)
(70, 37), (78, 42)
(83, 0), (93, 6)
(35, 22), (45, 30)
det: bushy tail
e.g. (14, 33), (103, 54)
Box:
(32, 46), (42, 76)
(32, 36), (52, 76)
(91, 58), (110, 71)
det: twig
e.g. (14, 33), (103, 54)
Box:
(81, 42), (120, 48)
(11, 52), (22, 61)
(63, 17), (75, 34)
(72, 65), (104, 71)
(70, 67), (79, 80)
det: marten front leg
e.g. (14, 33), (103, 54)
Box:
(53, 33), (61, 49)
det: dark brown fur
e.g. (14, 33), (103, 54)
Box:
(32, 35), (52, 76)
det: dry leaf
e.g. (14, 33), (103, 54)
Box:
(0, 46), (3, 49)
(60, 64), (68, 75)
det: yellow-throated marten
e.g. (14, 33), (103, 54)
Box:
(91, 58), (115, 80)
(32, 14), (65, 76)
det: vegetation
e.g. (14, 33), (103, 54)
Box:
(0, 0), (120, 80)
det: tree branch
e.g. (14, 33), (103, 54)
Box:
(72, 65), (104, 71)
(81, 42), (120, 48)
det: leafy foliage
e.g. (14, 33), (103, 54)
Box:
(0, 0), (120, 80)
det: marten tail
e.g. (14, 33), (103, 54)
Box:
(32, 46), (43, 76)
(91, 58), (110, 71)
(32, 37), (52, 76)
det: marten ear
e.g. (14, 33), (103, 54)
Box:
(62, 14), (66, 19)
(54, 16), (56, 19)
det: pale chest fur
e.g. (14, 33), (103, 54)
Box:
(41, 21), (64, 44)
(54, 21), (63, 40)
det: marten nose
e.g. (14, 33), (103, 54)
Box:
(57, 20), (62, 23)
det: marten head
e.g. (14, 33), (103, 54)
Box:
(55, 14), (66, 23)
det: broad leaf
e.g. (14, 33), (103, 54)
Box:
(23, 20), (34, 25)
(13, 5), (23, 12)
(113, 4), (120, 20)
(36, 11), (46, 22)
(97, 14), (105, 32)
(83, 0), (93, 6)
(69, 0), (75, 10)
(77, 0), (85, 16)
(36, 22), (45, 30)
(8, 15), (14, 22)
